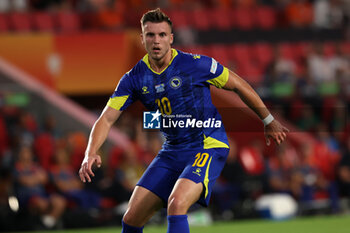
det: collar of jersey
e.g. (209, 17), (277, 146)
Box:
(142, 48), (178, 75)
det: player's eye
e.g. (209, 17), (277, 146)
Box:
(159, 33), (166, 37)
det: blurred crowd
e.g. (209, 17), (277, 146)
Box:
(1, 91), (350, 228)
(182, 40), (350, 98)
(0, 0), (349, 31)
(0, 106), (163, 229)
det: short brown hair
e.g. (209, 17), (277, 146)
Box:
(140, 8), (173, 32)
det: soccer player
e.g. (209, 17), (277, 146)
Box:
(79, 8), (289, 233)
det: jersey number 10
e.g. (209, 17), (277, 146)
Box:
(155, 97), (172, 115)
(192, 153), (210, 167)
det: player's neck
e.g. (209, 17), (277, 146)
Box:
(149, 49), (173, 73)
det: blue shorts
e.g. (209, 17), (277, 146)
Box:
(137, 147), (229, 207)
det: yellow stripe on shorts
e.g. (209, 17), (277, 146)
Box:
(203, 156), (213, 198)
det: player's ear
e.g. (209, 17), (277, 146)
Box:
(140, 33), (144, 45)
(170, 33), (174, 45)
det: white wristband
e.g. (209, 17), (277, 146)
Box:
(262, 114), (274, 126)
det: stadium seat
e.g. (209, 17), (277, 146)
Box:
(209, 44), (230, 66)
(192, 8), (211, 30)
(0, 115), (8, 157)
(32, 12), (55, 32)
(252, 43), (273, 67)
(0, 13), (9, 32)
(167, 9), (189, 29)
(124, 10), (143, 28)
(55, 11), (81, 32)
(278, 43), (297, 60)
(323, 42), (335, 57)
(211, 8), (232, 30)
(293, 42), (311, 59)
(34, 132), (55, 170)
(228, 44), (252, 62)
(108, 146), (124, 171)
(254, 6), (277, 30)
(8, 12), (32, 32)
(68, 132), (87, 171)
(341, 41), (350, 54)
(232, 7), (255, 30)
(238, 61), (263, 85)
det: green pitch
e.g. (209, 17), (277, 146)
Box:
(35, 215), (350, 233)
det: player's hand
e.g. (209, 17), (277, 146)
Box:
(264, 120), (289, 146)
(79, 154), (102, 183)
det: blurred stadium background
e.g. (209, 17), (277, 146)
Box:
(0, 0), (350, 231)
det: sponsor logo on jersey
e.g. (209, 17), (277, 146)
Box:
(155, 83), (165, 93)
(142, 86), (149, 94)
(192, 168), (202, 176)
(169, 77), (182, 89)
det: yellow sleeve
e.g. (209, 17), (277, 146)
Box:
(106, 95), (129, 110)
(206, 67), (229, 88)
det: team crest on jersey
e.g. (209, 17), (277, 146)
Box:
(169, 77), (182, 89)
(155, 83), (165, 93)
(142, 86), (149, 94)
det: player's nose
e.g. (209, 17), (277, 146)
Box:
(153, 35), (161, 43)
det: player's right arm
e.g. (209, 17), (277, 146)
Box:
(79, 106), (122, 183)
(79, 70), (136, 182)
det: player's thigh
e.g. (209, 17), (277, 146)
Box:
(123, 186), (163, 227)
(168, 178), (203, 215)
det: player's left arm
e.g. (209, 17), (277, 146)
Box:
(223, 69), (289, 146)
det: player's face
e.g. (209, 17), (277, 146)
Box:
(141, 21), (173, 62)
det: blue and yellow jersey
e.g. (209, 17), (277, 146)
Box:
(107, 49), (230, 150)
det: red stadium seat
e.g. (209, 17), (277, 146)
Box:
(108, 146), (124, 171)
(0, 14), (9, 32)
(32, 12), (55, 32)
(341, 41), (350, 54)
(124, 10), (143, 28)
(167, 10), (189, 29)
(252, 43), (273, 67)
(323, 42), (335, 57)
(238, 61), (263, 85)
(254, 6), (277, 29)
(209, 44), (230, 66)
(232, 7), (255, 30)
(228, 44), (252, 62)
(0, 115), (8, 157)
(8, 12), (32, 32)
(278, 43), (297, 60)
(34, 133), (55, 170)
(55, 11), (81, 32)
(192, 8), (211, 30)
(211, 8), (232, 30)
(294, 42), (311, 59)
(68, 132), (87, 171)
